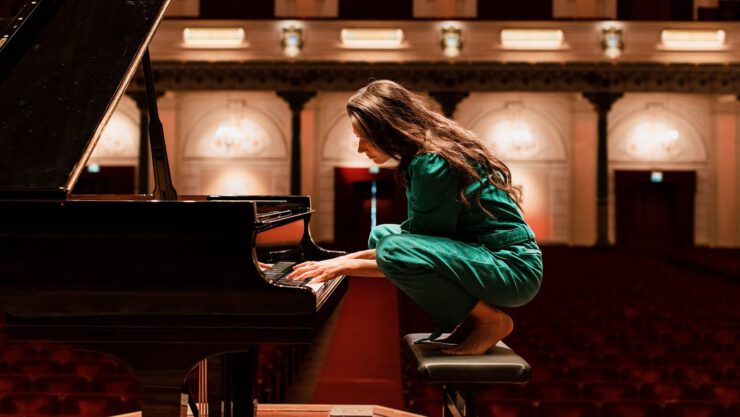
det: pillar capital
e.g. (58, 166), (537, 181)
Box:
(276, 91), (316, 112)
(583, 92), (623, 114)
(428, 91), (470, 119)
(126, 90), (164, 111)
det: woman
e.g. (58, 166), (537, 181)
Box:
(286, 80), (542, 356)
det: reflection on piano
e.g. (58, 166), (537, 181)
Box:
(0, 1), (347, 417)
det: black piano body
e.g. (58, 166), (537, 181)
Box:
(0, 1), (348, 416)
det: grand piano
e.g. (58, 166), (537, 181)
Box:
(0, 1), (348, 416)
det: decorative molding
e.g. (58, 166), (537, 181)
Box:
(129, 61), (740, 94)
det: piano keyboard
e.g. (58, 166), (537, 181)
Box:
(263, 261), (312, 287)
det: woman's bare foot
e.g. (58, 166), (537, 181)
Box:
(441, 302), (513, 356)
(436, 315), (475, 345)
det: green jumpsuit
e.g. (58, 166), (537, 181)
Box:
(369, 153), (543, 341)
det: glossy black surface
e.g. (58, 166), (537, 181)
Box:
(0, 0), (167, 195)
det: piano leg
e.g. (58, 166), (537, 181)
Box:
(221, 349), (260, 417)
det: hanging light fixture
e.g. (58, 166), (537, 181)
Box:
(281, 25), (303, 57)
(601, 27), (623, 59)
(441, 26), (462, 58)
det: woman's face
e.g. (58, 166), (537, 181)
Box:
(353, 124), (391, 164)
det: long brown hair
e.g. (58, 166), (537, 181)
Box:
(346, 80), (522, 216)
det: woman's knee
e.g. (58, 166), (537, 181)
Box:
(375, 234), (424, 277)
(368, 224), (402, 249)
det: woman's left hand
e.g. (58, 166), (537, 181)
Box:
(285, 259), (346, 284)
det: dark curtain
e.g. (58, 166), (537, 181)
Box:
(478, 0), (552, 19)
(339, 0), (412, 19)
(615, 170), (696, 251)
(618, 0), (693, 20)
(200, 0), (275, 19)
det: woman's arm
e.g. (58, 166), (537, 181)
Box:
(285, 256), (384, 283)
(335, 249), (376, 260)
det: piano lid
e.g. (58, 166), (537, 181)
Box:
(0, 0), (170, 199)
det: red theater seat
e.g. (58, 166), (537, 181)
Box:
(0, 374), (31, 395)
(567, 366), (621, 382)
(529, 366), (565, 382)
(1, 392), (60, 415)
(477, 384), (526, 400)
(0, 345), (35, 366)
(702, 383), (740, 403)
(34, 375), (89, 395)
(67, 360), (124, 380)
(63, 393), (123, 417)
(11, 360), (62, 378)
(640, 382), (695, 401)
(536, 400), (598, 417)
(663, 401), (726, 417)
(526, 381), (580, 400)
(582, 382), (639, 401)
(674, 367), (724, 385)
(622, 367), (673, 384)
(601, 401), (662, 417)
(479, 399), (535, 417)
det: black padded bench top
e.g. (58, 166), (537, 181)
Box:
(403, 333), (531, 384)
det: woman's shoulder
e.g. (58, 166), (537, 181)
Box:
(408, 153), (450, 176)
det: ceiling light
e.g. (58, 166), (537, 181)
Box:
(501, 29), (564, 49)
(183, 27), (246, 48)
(341, 28), (404, 49)
(660, 29), (725, 50)
(441, 26), (462, 57)
(282, 26), (303, 57)
(601, 27), (623, 59)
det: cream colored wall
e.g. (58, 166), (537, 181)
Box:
(99, 90), (739, 248)
(174, 91), (291, 197)
(456, 93), (573, 243)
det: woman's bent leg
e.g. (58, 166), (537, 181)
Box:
(440, 301), (514, 355)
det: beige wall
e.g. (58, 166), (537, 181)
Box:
(97, 90), (739, 248)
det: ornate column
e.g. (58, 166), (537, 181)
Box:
(127, 91), (163, 195)
(277, 91), (316, 195)
(583, 92), (623, 247)
(428, 91), (470, 119)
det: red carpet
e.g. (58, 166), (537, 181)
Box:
(311, 277), (404, 408)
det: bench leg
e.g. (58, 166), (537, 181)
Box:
(443, 385), (477, 417)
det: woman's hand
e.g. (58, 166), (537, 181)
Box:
(286, 255), (386, 283)
(285, 259), (346, 284)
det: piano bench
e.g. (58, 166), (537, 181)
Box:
(402, 333), (531, 417)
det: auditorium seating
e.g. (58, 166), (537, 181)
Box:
(0, 337), (310, 416)
(400, 246), (740, 417)
(0, 246), (737, 416)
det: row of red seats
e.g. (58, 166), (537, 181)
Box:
(411, 398), (740, 417)
(398, 246), (739, 417)
(409, 380), (740, 402)
(0, 392), (137, 417)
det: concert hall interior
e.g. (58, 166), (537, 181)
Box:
(0, 0), (739, 417)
